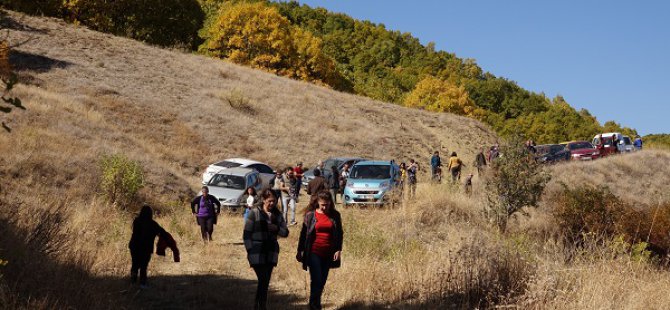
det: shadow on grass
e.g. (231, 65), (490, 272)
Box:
(0, 208), (303, 309)
(9, 50), (71, 73)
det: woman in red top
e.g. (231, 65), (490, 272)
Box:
(296, 191), (343, 310)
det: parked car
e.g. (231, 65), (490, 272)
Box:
(592, 132), (624, 156)
(622, 135), (634, 152)
(342, 160), (400, 206)
(302, 157), (368, 189)
(565, 141), (600, 161)
(205, 167), (263, 211)
(202, 158), (274, 188)
(535, 144), (570, 164)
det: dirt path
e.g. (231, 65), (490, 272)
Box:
(126, 207), (310, 310)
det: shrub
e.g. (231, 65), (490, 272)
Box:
(551, 184), (670, 258)
(99, 154), (144, 208)
(63, 0), (204, 48)
(224, 89), (256, 115)
(484, 138), (551, 232)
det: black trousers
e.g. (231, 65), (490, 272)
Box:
(308, 254), (331, 310)
(252, 264), (274, 310)
(130, 249), (152, 285)
(197, 216), (215, 241)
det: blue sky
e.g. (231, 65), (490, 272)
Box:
(296, 0), (669, 135)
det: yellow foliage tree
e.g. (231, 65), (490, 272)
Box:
(404, 76), (477, 116)
(200, 2), (343, 88)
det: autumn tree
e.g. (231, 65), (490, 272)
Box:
(200, 2), (343, 88)
(404, 75), (478, 116)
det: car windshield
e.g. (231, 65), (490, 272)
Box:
(214, 160), (242, 168)
(323, 159), (343, 171)
(623, 137), (632, 145)
(535, 145), (551, 155)
(208, 174), (246, 190)
(568, 142), (593, 150)
(350, 165), (390, 179)
(550, 145), (565, 154)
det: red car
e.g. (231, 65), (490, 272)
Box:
(565, 141), (600, 161)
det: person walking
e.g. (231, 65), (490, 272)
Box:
(296, 191), (344, 310)
(190, 186), (222, 242)
(407, 159), (419, 198)
(474, 149), (487, 176)
(447, 152), (463, 183)
(129, 205), (178, 288)
(293, 162), (305, 201)
(242, 186), (259, 222)
(430, 151), (442, 182)
(243, 189), (289, 310)
(307, 168), (327, 204)
(327, 165), (340, 204)
(271, 170), (285, 211)
(282, 170), (299, 226)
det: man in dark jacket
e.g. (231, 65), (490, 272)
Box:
(306, 169), (327, 203)
(430, 151), (442, 181)
(128, 205), (176, 287)
(474, 148), (487, 176)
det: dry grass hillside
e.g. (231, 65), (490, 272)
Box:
(2, 10), (670, 310)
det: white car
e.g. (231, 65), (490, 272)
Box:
(202, 158), (274, 188)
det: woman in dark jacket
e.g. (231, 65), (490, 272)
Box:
(296, 191), (344, 310)
(128, 205), (172, 288)
(190, 186), (221, 242)
(243, 188), (289, 310)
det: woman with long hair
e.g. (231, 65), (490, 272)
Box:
(242, 186), (258, 222)
(243, 189), (289, 310)
(296, 191), (344, 310)
(128, 205), (174, 288)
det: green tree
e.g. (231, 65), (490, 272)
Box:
(484, 137), (551, 232)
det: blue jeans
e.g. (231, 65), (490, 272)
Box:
(243, 207), (250, 222)
(308, 254), (331, 309)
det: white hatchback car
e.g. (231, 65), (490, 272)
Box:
(202, 158), (275, 188)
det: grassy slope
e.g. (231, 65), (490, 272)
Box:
(2, 11), (670, 310)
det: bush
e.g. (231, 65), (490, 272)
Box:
(99, 154), (144, 208)
(551, 184), (670, 258)
(484, 138), (551, 232)
(63, 0), (204, 48)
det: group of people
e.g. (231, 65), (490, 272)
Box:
(129, 150), (502, 308)
(130, 186), (343, 310)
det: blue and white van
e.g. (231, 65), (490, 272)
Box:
(342, 160), (400, 206)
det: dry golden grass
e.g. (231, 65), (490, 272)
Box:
(2, 9), (670, 310)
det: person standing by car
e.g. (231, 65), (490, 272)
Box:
(296, 191), (343, 310)
(339, 163), (351, 203)
(327, 165), (340, 205)
(293, 162), (305, 201)
(447, 152), (463, 183)
(474, 148), (487, 176)
(407, 159), (419, 198)
(307, 169), (327, 204)
(634, 136), (643, 150)
(430, 151), (442, 181)
(398, 162), (407, 196)
(243, 189), (289, 310)
(190, 186), (221, 242)
(129, 205), (177, 288)
(242, 186), (259, 222)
